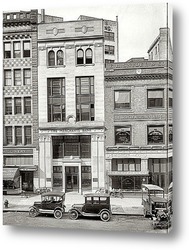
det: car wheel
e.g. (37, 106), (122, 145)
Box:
(69, 210), (79, 220)
(29, 207), (38, 217)
(100, 211), (111, 222)
(54, 209), (63, 219)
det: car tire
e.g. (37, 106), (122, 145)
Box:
(100, 210), (111, 222)
(54, 209), (63, 219)
(69, 210), (79, 220)
(29, 207), (38, 218)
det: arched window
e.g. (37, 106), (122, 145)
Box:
(57, 50), (64, 65)
(77, 49), (84, 64)
(85, 48), (92, 64)
(48, 50), (55, 66)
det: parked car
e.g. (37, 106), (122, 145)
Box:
(69, 193), (111, 222)
(29, 191), (65, 219)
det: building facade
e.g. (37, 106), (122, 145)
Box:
(104, 28), (173, 193)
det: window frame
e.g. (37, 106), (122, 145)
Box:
(77, 49), (84, 65)
(115, 126), (132, 145)
(105, 45), (115, 55)
(114, 90), (131, 109)
(5, 126), (13, 145)
(104, 31), (115, 41)
(23, 68), (31, 85)
(48, 50), (55, 66)
(4, 42), (11, 58)
(14, 97), (22, 114)
(147, 125), (165, 145)
(13, 41), (21, 58)
(24, 97), (31, 114)
(15, 126), (22, 145)
(23, 41), (31, 58)
(5, 98), (12, 115)
(4, 69), (12, 86)
(24, 126), (32, 145)
(147, 89), (164, 109)
(14, 69), (22, 86)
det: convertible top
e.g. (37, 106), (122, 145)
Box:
(41, 191), (65, 197)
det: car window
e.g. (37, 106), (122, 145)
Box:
(86, 197), (92, 204)
(93, 197), (99, 204)
(100, 197), (107, 204)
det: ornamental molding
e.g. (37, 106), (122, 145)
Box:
(114, 113), (172, 121)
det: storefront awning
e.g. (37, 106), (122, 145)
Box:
(19, 166), (38, 171)
(3, 168), (20, 181)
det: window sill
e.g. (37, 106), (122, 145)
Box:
(76, 63), (95, 67)
(47, 65), (66, 68)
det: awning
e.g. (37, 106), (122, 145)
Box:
(19, 165), (38, 171)
(3, 168), (20, 181)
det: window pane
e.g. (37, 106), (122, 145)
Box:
(15, 126), (22, 145)
(115, 127), (131, 144)
(4, 70), (12, 86)
(13, 42), (21, 58)
(15, 97), (22, 114)
(115, 91), (130, 108)
(25, 126), (32, 144)
(48, 50), (55, 66)
(23, 41), (30, 57)
(24, 97), (31, 114)
(5, 127), (12, 145)
(5, 98), (12, 115)
(77, 49), (84, 64)
(4, 43), (11, 58)
(86, 48), (92, 64)
(24, 69), (31, 85)
(148, 89), (164, 108)
(14, 69), (21, 86)
(148, 126), (164, 144)
(57, 50), (63, 65)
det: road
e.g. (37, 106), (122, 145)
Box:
(3, 212), (169, 233)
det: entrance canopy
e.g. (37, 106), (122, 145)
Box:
(3, 168), (20, 181)
(19, 165), (37, 171)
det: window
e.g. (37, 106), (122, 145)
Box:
(112, 159), (141, 171)
(48, 78), (65, 122)
(4, 70), (12, 86)
(81, 166), (92, 190)
(169, 125), (173, 143)
(76, 77), (94, 121)
(104, 31), (114, 41)
(77, 49), (84, 64)
(24, 97), (31, 114)
(57, 50), (64, 65)
(169, 89), (173, 108)
(14, 69), (21, 86)
(24, 126), (32, 144)
(105, 59), (114, 66)
(13, 41), (21, 58)
(14, 97), (22, 114)
(148, 125), (164, 144)
(15, 126), (22, 145)
(48, 50), (55, 66)
(5, 127), (12, 145)
(5, 98), (12, 115)
(105, 45), (114, 55)
(23, 41), (31, 57)
(115, 126), (131, 144)
(115, 90), (131, 109)
(85, 48), (92, 64)
(147, 89), (164, 108)
(23, 69), (31, 85)
(4, 42), (11, 58)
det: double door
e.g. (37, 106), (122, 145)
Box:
(65, 166), (78, 192)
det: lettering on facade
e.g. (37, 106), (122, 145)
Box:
(3, 148), (33, 155)
(114, 113), (167, 121)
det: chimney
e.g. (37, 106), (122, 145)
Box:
(41, 9), (45, 23)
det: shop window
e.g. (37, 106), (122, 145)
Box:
(48, 50), (55, 66)
(5, 98), (12, 115)
(5, 126), (12, 145)
(23, 69), (31, 85)
(104, 31), (115, 41)
(23, 41), (31, 57)
(14, 97), (22, 114)
(14, 69), (21, 86)
(13, 41), (21, 58)
(81, 166), (91, 190)
(105, 45), (114, 55)
(148, 125), (164, 144)
(169, 125), (173, 143)
(15, 126), (22, 145)
(115, 90), (131, 109)
(53, 166), (62, 188)
(4, 42), (11, 58)
(77, 49), (84, 64)
(147, 89), (164, 108)
(24, 126), (32, 145)
(24, 97), (31, 114)
(85, 48), (92, 64)
(57, 50), (64, 65)
(169, 89), (173, 108)
(4, 70), (12, 86)
(115, 126), (131, 145)
(112, 159), (141, 171)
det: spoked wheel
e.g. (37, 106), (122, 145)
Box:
(100, 211), (111, 222)
(69, 210), (79, 220)
(29, 207), (38, 218)
(54, 209), (63, 219)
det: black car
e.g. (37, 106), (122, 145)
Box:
(69, 193), (111, 222)
(29, 191), (66, 219)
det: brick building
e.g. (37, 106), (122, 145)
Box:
(104, 28), (173, 193)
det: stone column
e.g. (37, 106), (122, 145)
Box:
(91, 135), (98, 190)
(98, 134), (105, 188)
(62, 163), (65, 193)
(39, 135), (46, 187)
(78, 163), (82, 194)
(45, 135), (52, 188)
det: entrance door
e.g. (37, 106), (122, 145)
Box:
(21, 171), (33, 191)
(65, 166), (78, 192)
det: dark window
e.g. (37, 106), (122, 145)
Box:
(85, 48), (92, 64)
(23, 69), (31, 85)
(48, 78), (65, 122)
(14, 69), (21, 86)
(148, 126), (164, 144)
(104, 31), (115, 41)
(112, 159), (141, 171)
(115, 90), (131, 109)
(24, 97), (31, 114)
(24, 126), (32, 144)
(57, 50), (64, 65)
(5, 126), (12, 145)
(5, 98), (12, 115)
(15, 126), (22, 145)
(115, 127), (131, 144)
(147, 89), (164, 108)
(82, 166), (92, 190)
(4, 70), (12, 86)
(23, 41), (30, 57)
(4, 42), (11, 58)
(76, 77), (94, 121)
(169, 125), (173, 143)
(14, 97), (22, 114)
(77, 49), (84, 64)
(48, 50), (55, 66)
(105, 45), (114, 55)
(13, 41), (21, 58)
(169, 89), (173, 108)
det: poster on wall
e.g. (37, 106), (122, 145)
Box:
(2, 2), (173, 234)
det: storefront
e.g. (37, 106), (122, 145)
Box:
(3, 167), (21, 194)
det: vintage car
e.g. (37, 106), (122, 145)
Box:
(69, 193), (111, 222)
(29, 191), (65, 219)
(152, 210), (172, 229)
(142, 184), (169, 218)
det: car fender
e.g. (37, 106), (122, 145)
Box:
(29, 205), (38, 211)
(98, 208), (111, 216)
(69, 207), (81, 215)
(54, 206), (65, 212)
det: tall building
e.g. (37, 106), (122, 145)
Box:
(37, 12), (118, 193)
(104, 28), (173, 193)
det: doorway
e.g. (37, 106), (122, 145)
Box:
(21, 171), (33, 191)
(65, 166), (78, 192)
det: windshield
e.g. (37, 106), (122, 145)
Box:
(155, 202), (167, 208)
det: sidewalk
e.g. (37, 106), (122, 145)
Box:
(2, 192), (143, 216)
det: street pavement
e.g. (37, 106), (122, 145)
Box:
(2, 192), (143, 216)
